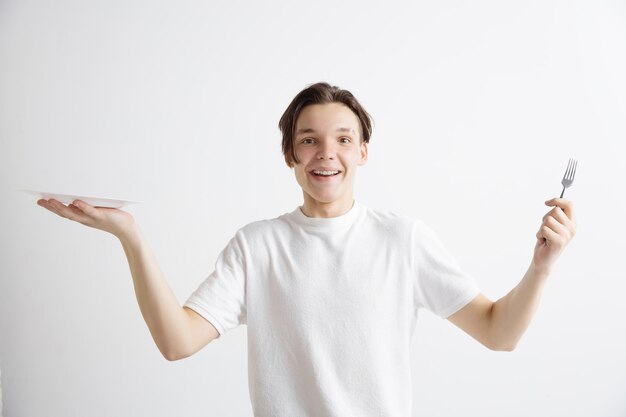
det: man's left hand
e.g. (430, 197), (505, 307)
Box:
(532, 197), (577, 274)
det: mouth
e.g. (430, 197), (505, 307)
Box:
(310, 169), (342, 177)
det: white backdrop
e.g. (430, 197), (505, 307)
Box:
(1, 0), (625, 416)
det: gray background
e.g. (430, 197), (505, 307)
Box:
(1, 0), (625, 416)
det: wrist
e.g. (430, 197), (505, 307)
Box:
(528, 262), (551, 281)
(116, 222), (142, 246)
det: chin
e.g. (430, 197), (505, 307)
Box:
(311, 196), (337, 204)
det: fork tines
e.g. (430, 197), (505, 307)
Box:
(560, 158), (577, 198)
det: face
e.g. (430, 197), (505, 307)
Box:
(287, 102), (368, 209)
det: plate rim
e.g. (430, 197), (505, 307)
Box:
(19, 189), (143, 204)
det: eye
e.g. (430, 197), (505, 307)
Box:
(301, 138), (315, 144)
(340, 137), (351, 143)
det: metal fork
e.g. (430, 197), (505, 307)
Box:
(559, 158), (577, 198)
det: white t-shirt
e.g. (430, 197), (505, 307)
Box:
(185, 200), (480, 417)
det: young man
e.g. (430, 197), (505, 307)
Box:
(37, 82), (577, 416)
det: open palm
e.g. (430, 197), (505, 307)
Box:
(37, 198), (136, 239)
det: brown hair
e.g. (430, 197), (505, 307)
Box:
(278, 82), (374, 166)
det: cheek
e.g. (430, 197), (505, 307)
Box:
(293, 149), (310, 164)
(295, 167), (309, 181)
(340, 152), (360, 166)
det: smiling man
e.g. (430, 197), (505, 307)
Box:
(37, 82), (577, 417)
(289, 101), (367, 218)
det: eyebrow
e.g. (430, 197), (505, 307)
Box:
(295, 127), (356, 135)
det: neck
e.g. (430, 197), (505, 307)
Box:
(300, 194), (355, 218)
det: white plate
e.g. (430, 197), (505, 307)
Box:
(21, 189), (143, 208)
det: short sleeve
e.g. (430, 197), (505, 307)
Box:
(412, 219), (481, 318)
(184, 230), (247, 336)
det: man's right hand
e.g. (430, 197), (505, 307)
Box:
(37, 198), (136, 240)
(37, 197), (219, 359)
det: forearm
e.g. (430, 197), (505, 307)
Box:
(489, 264), (550, 350)
(118, 224), (192, 359)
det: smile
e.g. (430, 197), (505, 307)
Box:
(312, 170), (341, 176)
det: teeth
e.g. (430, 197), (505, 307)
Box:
(313, 170), (339, 176)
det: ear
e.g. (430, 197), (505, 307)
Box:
(357, 141), (368, 166)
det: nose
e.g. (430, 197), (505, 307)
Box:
(316, 140), (336, 160)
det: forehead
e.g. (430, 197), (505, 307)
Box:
(295, 103), (360, 133)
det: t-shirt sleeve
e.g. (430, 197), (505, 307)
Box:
(412, 219), (481, 318)
(184, 230), (247, 337)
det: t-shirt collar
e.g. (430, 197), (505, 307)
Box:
(291, 200), (362, 229)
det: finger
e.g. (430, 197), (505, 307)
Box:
(48, 199), (89, 222)
(67, 202), (86, 216)
(66, 203), (98, 226)
(72, 199), (96, 216)
(72, 199), (106, 223)
(536, 224), (564, 248)
(542, 206), (571, 226)
(554, 208), (577, 236)
(39, 198), (66, 218)
(542, 205), (577, 238)
(545, 198), (576, 223)
(543, 215), (573, 240)
(37, 199), (54, 212)
(37, 199), (61, 216)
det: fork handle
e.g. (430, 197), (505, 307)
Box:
(559, 187), (565, 198)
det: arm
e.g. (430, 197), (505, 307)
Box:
(119, 224), (220, 360)
(447, 197), (577, 351)
(448, 265), (548, 351)
(37, 198), (219, 360)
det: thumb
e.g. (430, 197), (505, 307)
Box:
(72, 199), (92, 213)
